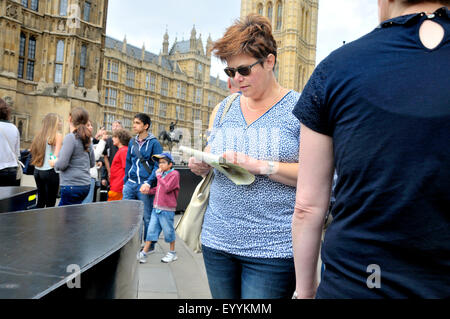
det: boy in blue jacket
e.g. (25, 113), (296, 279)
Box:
(123, 113), (163, 245)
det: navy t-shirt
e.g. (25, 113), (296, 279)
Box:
(293, 8), (450, 298)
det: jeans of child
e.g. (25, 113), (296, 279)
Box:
(201, 245), (296, 299)
(122, 181), (155, 242)
(146, 209), (174, 243)
(33, 168), (60, 208)
(58, 185), (90, 206)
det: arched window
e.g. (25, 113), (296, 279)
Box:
(21, 0), (39, 11)
(59, 0), (68, 16)
(18, 33), (37, 81)
(267, 2), (273, 22)
(79, 44), (87, 87)
(26, 36), (36, 81)
(55, 40), (65, 83)
(30, 0), (38, 11)
(18, 120), (23, 137)
(276, 2), (283, 30)
(18, 33), (26, 79)
(56, 40), (65, 61)
(257, 3), (263, 16)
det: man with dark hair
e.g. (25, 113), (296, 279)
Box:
(0, 98), (21, 186)
(123, 113), (163, 246)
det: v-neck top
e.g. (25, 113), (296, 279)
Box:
(202, 90), (301, 258)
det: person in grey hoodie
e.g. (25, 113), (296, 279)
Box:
(50, 107), (94, 206)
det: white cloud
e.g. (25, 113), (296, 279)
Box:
(316, 0), (379, 63)
(106, 0), (380, 80)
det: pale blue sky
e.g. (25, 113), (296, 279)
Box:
(106, 0), (379, 80)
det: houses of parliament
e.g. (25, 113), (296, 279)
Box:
(0, 0), (318, 149)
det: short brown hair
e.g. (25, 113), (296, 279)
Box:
(404, 0), (449, 4)
(0, 98), (11, 121)
(211, 14), (277, 65)
(113, 129), (131, 146)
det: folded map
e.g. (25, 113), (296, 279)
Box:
(179, 146), (255, 186)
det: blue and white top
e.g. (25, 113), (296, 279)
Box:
(35, 142), (53, 171)
(201, 91), (301, 259)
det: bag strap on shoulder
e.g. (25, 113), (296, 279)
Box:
(219, 93), (240, 125)
(133, 138), (153, 175)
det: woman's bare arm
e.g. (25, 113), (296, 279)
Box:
(292, 124), (334, 298)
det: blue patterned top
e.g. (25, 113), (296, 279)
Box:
(201, 91), (301, 258)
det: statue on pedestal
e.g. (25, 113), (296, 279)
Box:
(158, 120), (182, 152)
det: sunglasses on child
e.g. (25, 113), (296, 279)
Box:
(224, 58), (265, 78)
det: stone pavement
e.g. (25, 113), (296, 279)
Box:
(20, 174), (212, 299)
(138, 215), (211, 299)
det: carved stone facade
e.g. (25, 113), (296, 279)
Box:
(240, 0), (318, 92)
(102, 27), (228, 147)
(0, 0), (228, 150)
(0, 0), (108, 147)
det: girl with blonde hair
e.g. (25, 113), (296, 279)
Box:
(30, 113), (63, 208)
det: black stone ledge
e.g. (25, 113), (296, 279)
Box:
(0, 200), (143, 299)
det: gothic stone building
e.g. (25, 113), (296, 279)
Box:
(0, 0), (228, 150)
(241, 0), (318, 92)
(102, 27), (228, 146)
(0, 0), (108, 147)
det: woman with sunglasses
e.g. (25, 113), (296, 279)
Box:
(188, 14), (301, 299)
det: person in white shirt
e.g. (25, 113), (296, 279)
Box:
(82, 121), (108, 203)
(0, 98), (21, 187)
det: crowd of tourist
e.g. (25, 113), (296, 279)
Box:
(1, 0), (448, 299)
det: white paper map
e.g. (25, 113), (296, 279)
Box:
(179, 146), (255, 186)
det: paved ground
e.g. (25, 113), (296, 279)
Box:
(20, 174), (212, 299)
(138, 217), (211, 299)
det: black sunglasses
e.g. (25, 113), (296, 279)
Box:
(224, 58), (265, 78)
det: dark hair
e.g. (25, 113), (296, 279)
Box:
(211, 14), (277, 66)
(134, 113), (151, 131)
(0, 98), (11, 121)
(159, 157), (173, 166)
(70, 107), (91, 152)
(112, 129), (131, 146)
(404, 0), (450, 4)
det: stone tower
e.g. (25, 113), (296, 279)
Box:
(240, 0), (318, 92)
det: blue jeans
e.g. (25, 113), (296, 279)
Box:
(146, 209), (175, 243)
(82, 178), (96, 204)
(122, 181), (154, 241)
(59, 185), (90, 206)
(202, 245), (296, 299)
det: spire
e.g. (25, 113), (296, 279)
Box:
(122, 35), (127, 53)
(206, 34), (213, 57)
(141, 43), (145, 60)
(163, 28), (169, 55)
(190, 25), (196, 39)
(190, 25), (196, 51)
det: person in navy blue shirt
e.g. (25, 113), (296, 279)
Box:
(291, 1), (450, 298)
